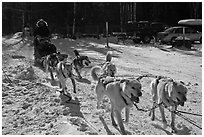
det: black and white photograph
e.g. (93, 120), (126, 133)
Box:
(2, 1), (202, 135)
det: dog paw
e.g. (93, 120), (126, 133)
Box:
(77, 75), (82, 79)
(151, 117), (155, 121)
(123, 119), (129, 123)
(162, 122), (168, 129)
(171, 129), (177, 134)
(112, 122), (117, 127)
(150, 116), (155, 121)
(149, 111), (151, 116)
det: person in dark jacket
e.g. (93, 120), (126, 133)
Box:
(33, 19), (56, 64)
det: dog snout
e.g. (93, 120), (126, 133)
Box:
(138, 91), (142, 97)
(110, 72), (115, 77)
(85, 62), (89, 66)
(183, 96), (187, 102)
(180, 102), (185, 106)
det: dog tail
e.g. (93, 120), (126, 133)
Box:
(91, 66), (101, 81)
(106, 51), (112, 62)
(74, 49), (80, 57)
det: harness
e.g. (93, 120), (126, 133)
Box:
(121, 94), (129, 105)
(60, 62), (67, 78)
(72, 56), (86, 68)
(48, 55), (59, 68)
(159, 79), (176, 107)
(59, 62), (72, 78)
(101, 77), (129, 106)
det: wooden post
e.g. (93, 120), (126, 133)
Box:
(106, 22), (109, 48)
(22, 11), (25, 41)
(72, 2), (76, 37)
(120, 2), (123, 32)
(183, 27), (185, 47)
(133, 3), (136, 21)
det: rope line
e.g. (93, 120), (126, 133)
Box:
(133, 101), (202, 130)
(165, 107), (202, 130)
(133, 102), (163, 112)
(83, 118), (99, 134)
(175, 110), (202, 117)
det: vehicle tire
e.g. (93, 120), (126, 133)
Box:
(170, 37), (177, 45)
(200, 37), (202, 44)
(142, 35), (151, 43)
(133, 38), (141, 44)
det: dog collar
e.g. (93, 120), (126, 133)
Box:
(121, 94), (129, 106)
(119, 84), (131, 106)
(101, 77), (115, 87)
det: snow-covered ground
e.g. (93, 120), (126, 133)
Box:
(2, 35), (202, 135)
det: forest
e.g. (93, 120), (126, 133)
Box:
(2, 2), (202, 35)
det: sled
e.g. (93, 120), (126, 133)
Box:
(34, 37), (68, 66)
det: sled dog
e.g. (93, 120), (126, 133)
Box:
(149, 77), (188, 133)
(72, 49), (91, 79)
(42, 53), (59, 80)
(56, 61), (76, 97)
(91, 68), (142, 135)
(91, 51), (117, 79)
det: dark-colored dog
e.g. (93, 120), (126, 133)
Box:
(42, 53), (59, 80)
(72, 49), (91, 79)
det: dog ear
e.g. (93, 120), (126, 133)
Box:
(120, 79), (126, 83)
(136, 75), (143, 81)
(120, 79), (129, 92)
(172, 81), (177, 86)
(120, 81), (126, 92)
(180, 81), (185, 85)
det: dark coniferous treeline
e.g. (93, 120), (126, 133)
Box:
(2, 2), (202, 35)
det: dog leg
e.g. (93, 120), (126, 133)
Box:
(95, 85), (104, 109)
(49, 68), (54, 81)
(110, 101), (117, 127)
(150, 79), (158, 121)
(75, 68), (82, 79)
(171, 105), (177, 133)
(70, 77), (76, 93)
(159, 105), (167, 129)
(150, 102), (156, 121)
(115, 110), (126, 135)
(60, 79), (67, 94)
(124, 107), (130, 123)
